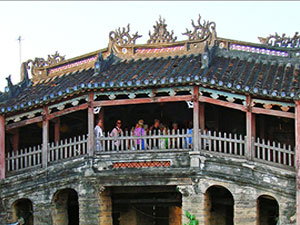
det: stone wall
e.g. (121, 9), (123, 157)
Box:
(0, 153), (296, 225)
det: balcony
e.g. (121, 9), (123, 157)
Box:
(5, 128), (295, 176)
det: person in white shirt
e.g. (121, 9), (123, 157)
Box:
(94, 118), (104, 151)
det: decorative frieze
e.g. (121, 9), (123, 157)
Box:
(230, 43), (289, 57)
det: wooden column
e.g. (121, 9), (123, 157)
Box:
(54, 117), (60, 143)
(12, 128), (19, 152)
(193, 86), (200, 152)
(88, 93), (95, 156)
(0, 115), (5, 180)
(295, 100), (300, 224)
(42, 106), (49, 168)
(199, 103), (205, 131)
(246, 96), (255, 160)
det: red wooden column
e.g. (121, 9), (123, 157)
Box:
(199, 103), (205, 131)
(54, 117), (60, 143)
(246, 96), (255, 160)
(12, 128), (19, 152)
(42, 106), (49, 168)
(193, 86), (200, 152)
(295, 100), (300, 224)
(0, 115), (5, 180)
(88, 93), (95, 156)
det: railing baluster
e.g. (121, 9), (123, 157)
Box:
(283, 143), (287, 165)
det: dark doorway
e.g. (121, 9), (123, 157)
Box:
(257, 195), (279, 225)
(204, 185), (234, 225)
(12, 198), (33, 225)
(111, 186), (182, 225)
(52, 188), (79, 225)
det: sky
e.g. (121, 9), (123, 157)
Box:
(0, 1), (300, 91)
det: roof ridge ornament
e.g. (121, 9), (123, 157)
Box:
(183, 14), (217, 43)
(147, 16), (177, 44)
(258, 32), (300, 48)
(109, 24), (142, 46)
(25, 51), (65, 78)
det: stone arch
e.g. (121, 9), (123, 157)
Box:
(12, 198), (33, 225)
(257, 194), (279, 225)
(52, 188), (79, 225)
(204, 185), (234, 225)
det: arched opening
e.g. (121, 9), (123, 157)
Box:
(257, 195), (279, 225)
(204, 185), (234, 225)
(12, 198), (33, 225)
(52, 188), (79, 225)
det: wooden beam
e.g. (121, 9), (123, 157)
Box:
(48, 103), (88, 120)
(295, 100), (300, 225)
(6, 116), (43, 131)
(42, 106), (49, 168)
(251, 107), (294, 119)
(93, 95), (193, 107)
(88, 93), (94, 156)
(199, 95), (295, 119)
(0, 115), (5, 180)
(199, 95), (247, 112)
(193, 86), (200, 152)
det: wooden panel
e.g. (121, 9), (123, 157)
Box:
(6, 116), (43, 131)
(48, 103), (88, 120)
(252, 107), (294, 119)
(199, 95), (247, 112)
(93, 95), (193, 107)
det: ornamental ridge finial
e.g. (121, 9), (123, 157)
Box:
(147, 16), (177, 44)
(258, 32), (300, 48)
(183, 14), (217, 42)
(109, 24), (142, 46)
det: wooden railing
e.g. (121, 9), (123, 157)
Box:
(96, 129), (192, 152)
(48, 134), (88, 163)
(5, 129), (295, 174)
(199, 130), (246, 157)
(6, 145), (42, 172)
(254, 137), (295, 167)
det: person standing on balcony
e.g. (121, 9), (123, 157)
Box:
(110, 120), (123, 149)
(150, 119), (160, 149)
(134, 119), (146, 150)
(94, 118), (104, 152)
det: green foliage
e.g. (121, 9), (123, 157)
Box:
(184, 210), (199, 225)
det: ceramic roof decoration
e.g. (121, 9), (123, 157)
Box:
(1, 14), (300, 115)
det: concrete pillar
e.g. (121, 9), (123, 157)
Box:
(99, 188), (113, 225)
(178, 185), (203, 225)
(34, 202), (52, 225)
(234, 188), (257, 225)
(78, 182), (101, 225)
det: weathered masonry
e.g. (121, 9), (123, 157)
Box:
(0, 15), (299, 224)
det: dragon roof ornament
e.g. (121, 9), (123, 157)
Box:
(183, 14), (217, 43)
(109, 24), (142, 46)
(147, 16), (177, 44)
(258, 32), (300, 48)
(25, 51), (65, 78)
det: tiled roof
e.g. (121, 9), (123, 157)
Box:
(1, 45), (299, 115)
